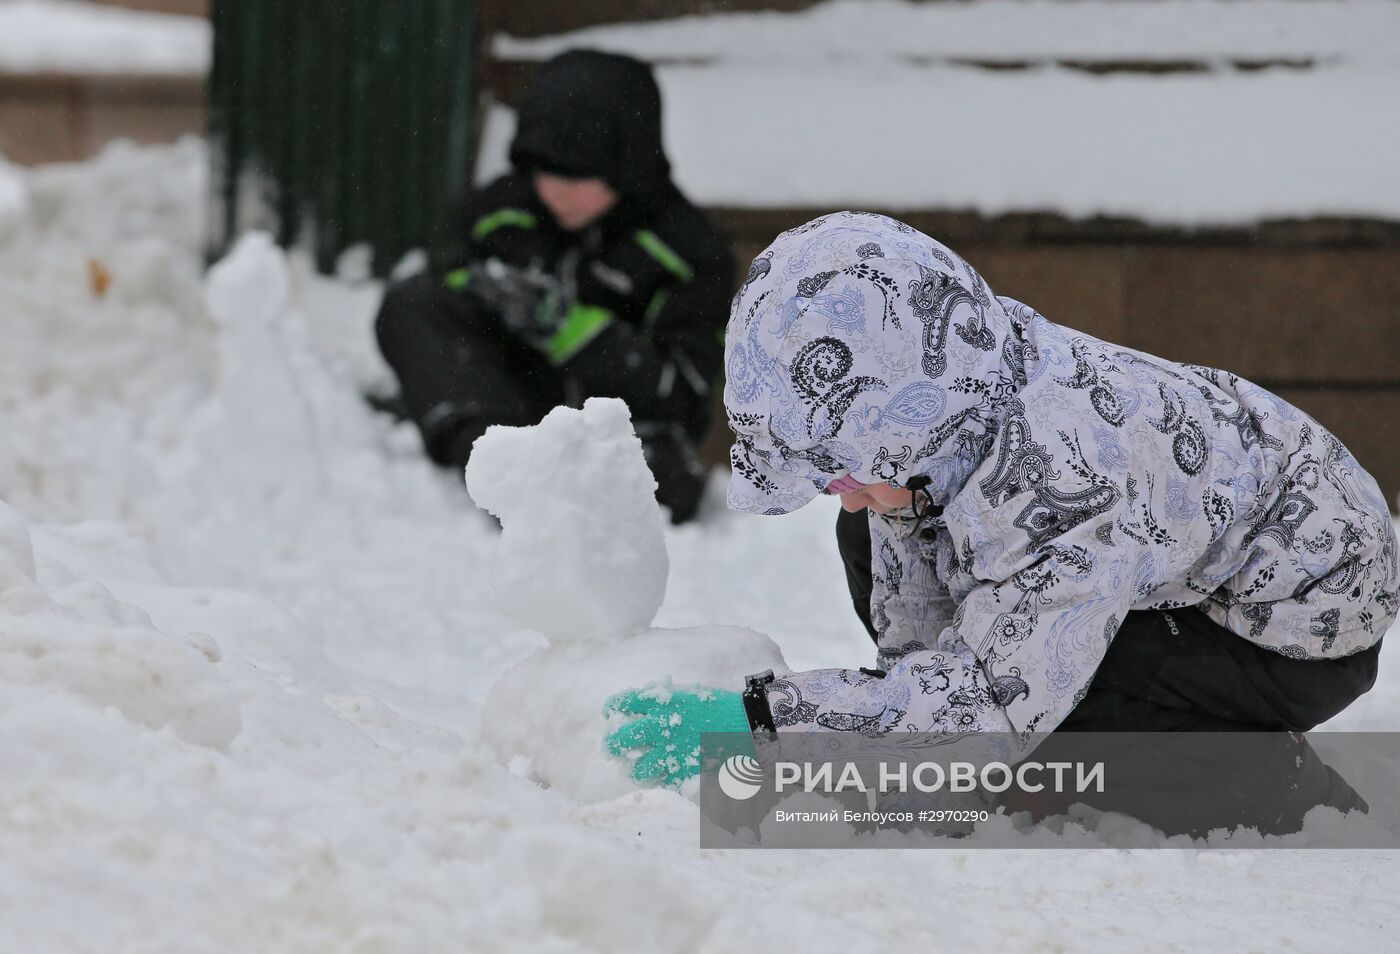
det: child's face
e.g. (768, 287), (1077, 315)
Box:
(834, 483), (915, 515)
(533, 172), (619, 231)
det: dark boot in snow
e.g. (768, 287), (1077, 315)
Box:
(421, 401), (492, 469)
(635, 421), (707, 525)
(365, 388), (410, 421)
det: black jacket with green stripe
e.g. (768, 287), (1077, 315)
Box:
(447, 171), (735, 437)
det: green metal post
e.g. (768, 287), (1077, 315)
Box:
(208, 0), (477, 276)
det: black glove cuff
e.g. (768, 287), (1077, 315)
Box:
(742, 670), (778, 742)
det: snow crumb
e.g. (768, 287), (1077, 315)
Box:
(639, 683), (674, 704)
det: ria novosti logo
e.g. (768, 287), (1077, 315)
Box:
(716, 754), (765, 800)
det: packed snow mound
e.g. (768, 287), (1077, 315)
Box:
(0, 499), (241, 749)
(25, 138), (206, 248)
(481, 624), (787, 801)
(205, 230), (290, 327)
(468, 399), (786, 800)
(466, 398), (669, 641)
(198, 231), (324, 516)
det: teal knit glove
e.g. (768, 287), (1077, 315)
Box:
(603, 687), (755, 786)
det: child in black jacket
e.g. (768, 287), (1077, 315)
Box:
(376, 50), (735, 522)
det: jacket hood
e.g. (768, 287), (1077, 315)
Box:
(509, 49), (671, 198)
(725, 212), (1031, 514)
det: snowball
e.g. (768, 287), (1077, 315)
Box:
(479, 623), (787, 802)
(465, 398), (669, 642)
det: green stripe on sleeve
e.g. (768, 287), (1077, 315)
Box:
(470, 208), (537, 241)
(546, 304), (615, 365)
(643, 287), (671, 329)
(444, 267), (471, 290)
(634, 229), (694, 282)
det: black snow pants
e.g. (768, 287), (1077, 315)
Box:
(374, 273), (707, 521)
(375, 273), (564, 466)
(835, 507), (1383, 835)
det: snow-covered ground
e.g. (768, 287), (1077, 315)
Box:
(2, 139), (1399, 952)
(0, 0), (208, 76)
(482, 0), (1400, 223)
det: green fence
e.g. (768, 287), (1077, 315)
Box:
(208, 0), (476, 275)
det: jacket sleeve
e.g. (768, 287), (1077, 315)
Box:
(440, 175), (544, 273)
(637, 226), (735, 410)
(747, 475), (1142, 763)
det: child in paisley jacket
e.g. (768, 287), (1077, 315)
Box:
(603, 213), (1395, 814)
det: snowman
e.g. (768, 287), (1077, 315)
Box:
(466, 398), (785, 802)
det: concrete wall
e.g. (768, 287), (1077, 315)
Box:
(0, 72), (203, 165)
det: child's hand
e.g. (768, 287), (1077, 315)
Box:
(602, 687), (753, 786)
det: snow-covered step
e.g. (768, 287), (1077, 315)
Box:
(0, 1), (208, 164)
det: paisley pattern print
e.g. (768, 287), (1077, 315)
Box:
(1058, 341), (1127, 427)
(1014, 484), (1123, 552)
(977, 400), (1059, 504)
(723, 212), (1398, 753)
(796, 270), (839, 299)
(790, 337), (886, 441)
(742, 252), (771, 291)
(907, 265), (969, 379)
(1146, 383), (1209, 476)
(846, 262), (902, 329)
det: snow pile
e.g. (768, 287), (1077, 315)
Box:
(0, 499), (241, 749)
(467, 398), (669, 641)
(0, 0), (209, 76)
(482, 0), (1400, 223)
(0, 140), (212, 523)
(23, 137), (205, 247)
(0, 141), (730, 951)
(198, 232), (330, 532)
(468, 399), (786, 800)
(2, 140), (1400, 951)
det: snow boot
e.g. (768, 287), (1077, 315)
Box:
(635, 421), (707, 524)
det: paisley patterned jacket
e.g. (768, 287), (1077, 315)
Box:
(724, 212), (1397, 749)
